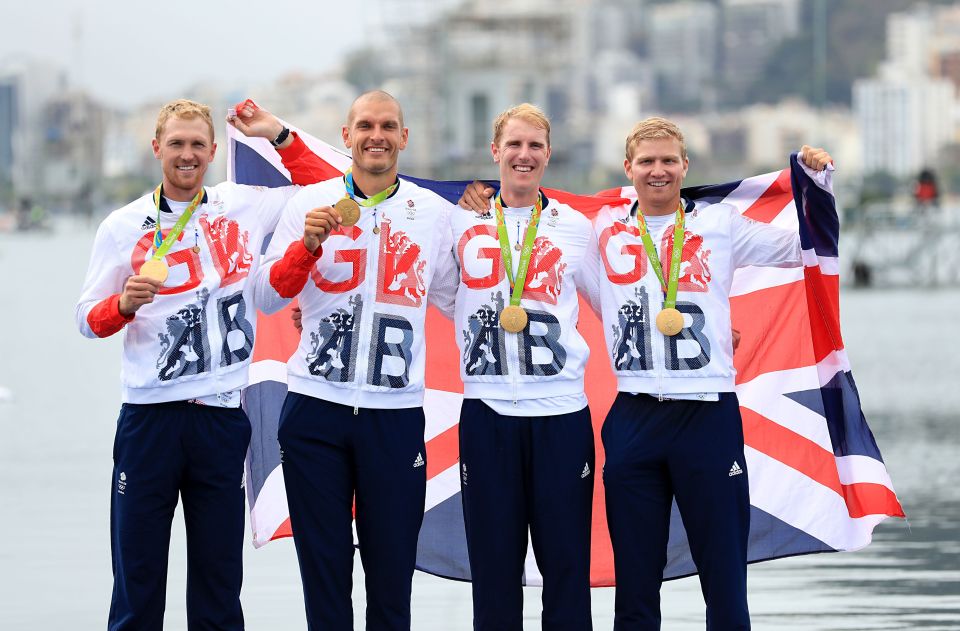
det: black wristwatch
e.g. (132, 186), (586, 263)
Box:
(270, 127), (291, 147)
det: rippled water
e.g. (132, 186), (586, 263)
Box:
(0, 221), (957, 630)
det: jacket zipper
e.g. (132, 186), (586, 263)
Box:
(353, 205), (378, 415)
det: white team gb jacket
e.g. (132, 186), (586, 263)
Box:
(76, 183), (298, 404)
(588, 184), (811, 395)
(254, 176), (454, 410)
(432, 193), (600, 405)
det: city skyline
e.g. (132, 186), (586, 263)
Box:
(0, 0), (452, 108)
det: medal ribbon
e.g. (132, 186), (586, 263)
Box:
(494, 192), (543, 308)
(635, 201), (686, 309)
(343, 167), (398, 207)
(150, 185), (204, 260)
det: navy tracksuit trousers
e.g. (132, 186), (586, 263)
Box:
(109, 402), (251, 631)
(602, 392), (751, 631)
(278, 392), (427, 631)
(459, 399), (595, 631)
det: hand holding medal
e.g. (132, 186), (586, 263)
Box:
(118, 274), (162, 316)
(303, 206), (341, 253)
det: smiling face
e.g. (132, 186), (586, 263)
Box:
(342, 94), (408, 180)
(624, 136), (689, 215)
(492, 117), (551, 206)
(151, 115), (216, 202)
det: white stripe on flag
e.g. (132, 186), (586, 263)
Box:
(737, 367), (835, 453)
(836, 455), (896, 490)
(724, 171), (782, 216)
(815, 349), (853, 386)
(425, 463), (460, 512)
(746, 446), (886, 551)
(249, 465), (290, 549)
(248, 359), (288, 386)
(424, 389), (463, 442)
(730, 265), (804, 297)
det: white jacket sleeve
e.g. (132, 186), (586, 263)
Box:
(574, 221), (604, 318)
(252, 189), (313, 315)
(427, 206), (458, 320)
(253, 184), (301, 234)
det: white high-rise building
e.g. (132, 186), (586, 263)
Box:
(855, 7), (957, 177)
(854, 66), (955, 177)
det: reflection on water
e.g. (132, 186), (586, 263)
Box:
(0, 223), (957, 629)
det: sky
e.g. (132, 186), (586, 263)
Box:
(0, 0), (439, 108)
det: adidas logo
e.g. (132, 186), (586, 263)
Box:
(461, 463), (468, 486)
(413, 452), (425, 468)
(728, 461), (743, 477)
(140, 216), (157, 230)
(581, 462), (591, 479)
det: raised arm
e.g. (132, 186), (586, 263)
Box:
(228, 99), (334, 185)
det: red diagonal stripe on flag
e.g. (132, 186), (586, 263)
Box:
(424, 307), (464, 394)
(841, 482), (905, 519)
(426, 425), (460, 479)
(271, 518), (292, 541)
(742, 168), (792, 224)
(803, 266), (845, 361)
(741, 406), (843, 495)
(732, 281), (814, 384)
(252, 301), (301, 362)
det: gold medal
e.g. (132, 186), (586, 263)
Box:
(514, 243), (522, 251)
(373, 226), (381, 234)
(334, 198), (361, 227)
(656, 308), (684, 336)
(499, 305), (528, 333)
(140, 258), (169, 283)
(192, 245), (201, 254)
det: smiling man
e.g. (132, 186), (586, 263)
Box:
(594, 117), (832, 630)
(253, 90), (454, 630)
(75, 98), (327, 630)
(436, 103), (600, 631)
(457, 115), (833, 630)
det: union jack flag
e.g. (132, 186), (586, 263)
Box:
(229, 122), (903, 586)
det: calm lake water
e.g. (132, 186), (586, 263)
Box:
(0, 220), (957, 630)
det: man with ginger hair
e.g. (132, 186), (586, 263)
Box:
(436, 102), (601, 630)
(76, 98), (327, 630)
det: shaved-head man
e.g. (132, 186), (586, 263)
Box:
(253, 90), (456, 630)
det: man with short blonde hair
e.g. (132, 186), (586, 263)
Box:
(598, 118), (833, 630)
(76, 98), (326, 630)
(441, 102), (599, 630)
(493, 102), (552, 147)
(154, 98), (216, 141)
(624, 116), (687, 160)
